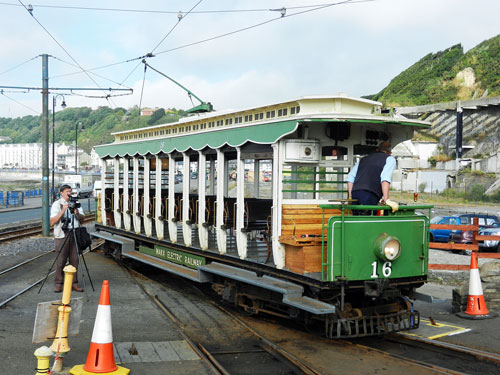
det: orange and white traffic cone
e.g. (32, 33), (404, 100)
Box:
(457, 252), (496, 319)
(70, 281), (130, 375)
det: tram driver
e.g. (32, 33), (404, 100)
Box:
(346, 141), (397, 215)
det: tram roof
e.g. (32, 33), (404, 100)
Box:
(95, 95), (430, 158)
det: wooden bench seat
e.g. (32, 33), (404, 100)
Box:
(279, 204), (343, 245)
(279, 204), (347, 274)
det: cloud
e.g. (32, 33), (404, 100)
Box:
(0, 0), (499, 118)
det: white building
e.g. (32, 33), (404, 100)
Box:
(0, 142), (90, 170)
(0, 143), (43, 168)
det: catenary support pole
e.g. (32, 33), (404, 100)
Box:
(42, 54), (50, 237)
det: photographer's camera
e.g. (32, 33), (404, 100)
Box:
(68, 196), (81, 210)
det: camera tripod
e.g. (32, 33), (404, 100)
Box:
(39, 210), (95, 294)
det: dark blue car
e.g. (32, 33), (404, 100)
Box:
(429, 215), (460, 242)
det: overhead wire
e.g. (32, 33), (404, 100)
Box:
(44, 0), (367, 88)
(0, 55), (40, 77)
(6, 0), (366, 116)
(154, 0), (357, 56)
(124, 0), (205, 114)
(49, 56), (133, 90)
(149, 0), (203, 54)
(0, 90), (40, 114)
(0, 1), (367, 14)
(16, 0), (133, 104)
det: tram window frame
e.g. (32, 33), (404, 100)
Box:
(255, 113), (263, 120)
(172, 128), (177, 134)
(160, 130), (164, 135)
(139, 134), (143, 138)
(166, 129), (171, 134)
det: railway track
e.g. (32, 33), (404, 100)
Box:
(0, 214), (94, 243)
(349, 334), (500, 374)
(0, 239), (102, 308)
(123, 258), (500, 375)
(126, 264), (322, 375)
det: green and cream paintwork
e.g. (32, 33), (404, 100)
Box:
(95, 95), (430, 272)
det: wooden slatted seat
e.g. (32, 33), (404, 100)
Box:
(279, 204), (344, 246)
(279, 204), (347, 274)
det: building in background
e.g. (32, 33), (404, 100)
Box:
(0, 142), (92, 171)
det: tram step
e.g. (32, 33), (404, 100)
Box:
(92, 231), (135, 253)
(199, 262), (304, 298)
(124, 250), (208, 283)
(282, 295), (336, 315)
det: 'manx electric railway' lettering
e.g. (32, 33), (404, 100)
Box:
(139, 245), (206, 269)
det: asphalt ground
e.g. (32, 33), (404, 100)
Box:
(1, 251), (214, 375)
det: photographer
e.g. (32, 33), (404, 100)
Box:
(50, 184), (85, 293)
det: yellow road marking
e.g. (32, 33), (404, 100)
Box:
(400, 318), (470, 339)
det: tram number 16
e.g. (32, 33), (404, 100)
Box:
(371, 261), (392, 278)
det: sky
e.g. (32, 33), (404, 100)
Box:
(0, 0), (499, 119)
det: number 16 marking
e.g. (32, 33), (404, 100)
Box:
(371, 261), (392, 278)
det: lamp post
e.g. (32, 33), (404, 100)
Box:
(75, 121), (81, 173)
(52, 94), (66, 202)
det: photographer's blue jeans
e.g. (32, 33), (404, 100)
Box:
(54, 233), (79, 287)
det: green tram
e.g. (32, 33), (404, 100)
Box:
(93, 95), (432, 338)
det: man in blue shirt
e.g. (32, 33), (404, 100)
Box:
(346, 142), (396, 210)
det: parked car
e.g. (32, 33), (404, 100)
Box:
(429, 215), (460, 242)
(478, 225), (500, 252)
(449, 214), (500, 252)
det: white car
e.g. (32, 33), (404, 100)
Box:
(479, 225), (500, 252)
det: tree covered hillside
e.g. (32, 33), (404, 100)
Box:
(367, 34), (500, 106)
(0, 107), (186, 153)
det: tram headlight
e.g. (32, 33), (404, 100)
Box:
(374, 233), (401, 261)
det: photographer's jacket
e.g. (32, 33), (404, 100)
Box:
(50, 198), (85, 239)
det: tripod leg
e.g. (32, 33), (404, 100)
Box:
(79, 250), (95, 292)
(38, 234), (70, 294)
